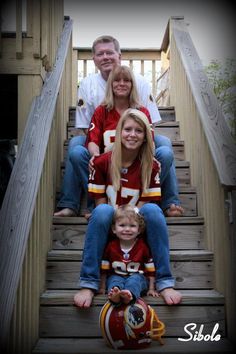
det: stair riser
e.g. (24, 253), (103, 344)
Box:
(67, 125), (181, 141)
(39, 305), (225, 338)
(68, 108), (176, 123)
(63, 143), (185, 161)
(56, 190), (197, 216)
(52, 224), (204, 250)
(46, 260), (213, 289)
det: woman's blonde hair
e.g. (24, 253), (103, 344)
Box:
(111, 108), (154, 191)
(102, 65), (141, 111)
(112, 205), (145, 234)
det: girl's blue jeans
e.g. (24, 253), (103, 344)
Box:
(79, 203), (175, 293)
(106, 273), (148, 300)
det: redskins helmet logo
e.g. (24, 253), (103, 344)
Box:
(99, 298), (165, 349)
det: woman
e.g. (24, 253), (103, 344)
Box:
(58, 66), (175, 217)
(74, 108), (182, 307)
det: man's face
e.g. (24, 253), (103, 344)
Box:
(93, 42), (121, 78)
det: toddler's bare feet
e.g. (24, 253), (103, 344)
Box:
(120, 290), (133, 304)
(147, 289), (159, 297)
(74, 288), (94, 308)
(54, 208), (76, 217)
(160, 288), (182, 305)
(108, 286), (121, 303)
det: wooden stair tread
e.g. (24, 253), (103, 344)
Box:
(52, 216), (204, 225)
(40, 289), (225, 305)
(32, 337), (234, 354)
(38, 305), (225, 338)
(67, 120), (180, 128)
(60, 160), (190, 168)
(47, 249), (214, 261)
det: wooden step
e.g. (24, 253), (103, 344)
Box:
(67, 121), (181, 141)
(51, 218), (204, 251)
(56, 185), (197, 217)
(63, 139), (185, 161)
(52, 216), (204, 225)
(61, 160), (191, 187)
(33, 337), (234, 354)
(68, 106), (177, 123)
(158, 106), (176, 122)
(38, 302), (225, 338)
(40, 289), (224, 306)
(45, 250), (213, 290)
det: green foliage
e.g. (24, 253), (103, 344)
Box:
(205, 59), (236, 140)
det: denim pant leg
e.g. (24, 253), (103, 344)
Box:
(79, 204), (115, 291)
(107, 274), (148, 300)
(124, 274), (148, 299)
(154, 134), (180, 211)
(57, 136), (86, 213)
(139, 203), (175, 292)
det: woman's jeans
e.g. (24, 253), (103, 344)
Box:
(79, 203), (175, 292)
(56, 134), (180, 213)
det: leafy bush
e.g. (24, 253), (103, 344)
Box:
(205, 59), (236, 140)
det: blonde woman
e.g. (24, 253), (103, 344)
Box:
(74, 109), (182, 308)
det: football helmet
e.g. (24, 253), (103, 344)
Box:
(99, 297), (165, 349)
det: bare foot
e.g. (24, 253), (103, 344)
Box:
(120, 290), (133, 304)
(108, 286), (121, 303)
(147, 289), (159, 297)
(54, 208), (77, 217)
(74, 289), (94, 308)
(165, 204), (184, 217)
(159, 288), (182, 305)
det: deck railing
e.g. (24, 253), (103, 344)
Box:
(0, 18), (73, 354)
(168, 16), (236, 339)
(71, 47), (170, 105)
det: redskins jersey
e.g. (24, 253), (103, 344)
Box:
(88, 151), (161, 207)
(75, 72), (161, 129)
(85, 106), (154, 153)
(101, 238), (155, 277)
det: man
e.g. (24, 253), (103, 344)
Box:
(54, 35), (183, 217)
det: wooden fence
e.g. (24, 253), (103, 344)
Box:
(168, 16), (236, 339)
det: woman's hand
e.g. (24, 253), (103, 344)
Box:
(89, 153), (100, 172)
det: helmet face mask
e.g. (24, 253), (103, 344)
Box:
(99, 298), (165, 349)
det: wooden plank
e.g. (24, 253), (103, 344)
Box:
(32, 337), (234, 354)
(67, 124), (181, 141)
(39, 305), (225, 338)
(47, 249), (213, 261)
(51, 223), (205, 250)
(46, 258), (213, 289)
(60, 161), (191, 186)
(0, 19), (73, 344)
(40, 289), (225, 306)
(52, 215), (205, 225)
(16, 0), (23, 59)
(0, 38), (41, 74)
(171, 19), (236, 187)
(63, 140), (185, 161)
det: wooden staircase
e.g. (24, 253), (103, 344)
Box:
(32, 107), (233, 353)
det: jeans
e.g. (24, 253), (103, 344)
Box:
(154, 135), (180, 211)
(106, 274), (148, 300)
(56, 135), (87, 214)
(56, 134), (180, 213)
(79, 203), (175, 292)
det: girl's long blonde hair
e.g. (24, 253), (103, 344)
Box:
(102, 65), (141, 111)
(111, 108), (154, 192)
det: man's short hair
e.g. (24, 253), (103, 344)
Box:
(92, 35), (121, 54)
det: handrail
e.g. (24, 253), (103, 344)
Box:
(170, 18), (236, 189)
(0, 18), (73, 346)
